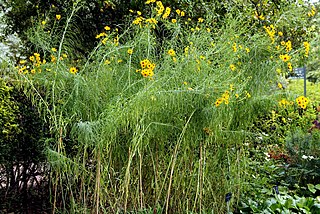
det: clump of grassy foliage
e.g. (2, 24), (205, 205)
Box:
(3, 0), (318, 213)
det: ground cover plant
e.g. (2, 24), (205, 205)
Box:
(0, 0), (319, 213)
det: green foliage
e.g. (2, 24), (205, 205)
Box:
(2, 0), (307, 59)
(287, 79), (320, 103)
(2, 0), (319, 213)
(239, 186), (320, 213)
(0, 77), (47, 164)
(0, 77), (20, 163)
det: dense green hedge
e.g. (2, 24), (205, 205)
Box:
(3, 0), (298, 58)
(0, 77), (20, 163)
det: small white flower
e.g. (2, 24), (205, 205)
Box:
(302, 155), (308, 159)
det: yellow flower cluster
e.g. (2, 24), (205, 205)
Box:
(155, 1), (165, 16)
(96, 32), (107, 39)
(279, 54), (292, 71)
(133, 16), (144, 25)
(17, 52), (46, 74)
(145, 0), (156, 4)
(145, 18), (158, 29)
(278, 99), (292, 108)
(285, 40), (292, 52)
(254, 11), (265, 20)
(162, 7), (171, 19)
(263, 25), (276, 44)
(215, 91), (230, 107)
(176, 9), (185, 17)
(287, 62), (292, 72)
(303, 41), (310, 57)
(232, 43), (237, 52)
(95, 26), (113, 45)
(136, 59), (156, 78)
(296, 96), (309, 109)
(308, 6), (316, 17)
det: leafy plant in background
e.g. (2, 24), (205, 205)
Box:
(0, 74), (50, 212)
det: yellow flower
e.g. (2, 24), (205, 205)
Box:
(285, 41), (292, 52)
(303, 41), (310, 57)
(56, 14), (61, 20)
(215, 98), (224, 107)
(29, 56), (35, 62)
(173, 57), (177, 63)
(279, 54), (291, 62)
(69, 67), (78, 74)
(296, 96), (309, 109)
(102, 38), (108, 45)
(162, 7), (171, 19)
(96, 32), (107, 39)
(167, 49), (176, 57)
(41, 20), (46, 25)
(277, 82), (283, 89)
(133, 17), (144, 25)
(176, 9), (181, 15)
(156, 1), (164, 15)
(245, 48), (250, 53)
(232, 43), (237, 52)
(145, 0), (156, 4)
(287, 62), (293, 72)
(31, 69), (36, 74)
(127, 49), (133, 55)
(230, 64), (236, 71)
(51, 47), (57, 52)
(198, 18), (204, 23)
(137, 11), (142, 16)
(104, 60), (111, 65)
(51, 55), (56, 63)
(180, 11), (185, 16)
(171, 19), (177, 23)
(104, 26), (111, 31)
(19, 60), (27, 65)
(278, 32), (283, 36)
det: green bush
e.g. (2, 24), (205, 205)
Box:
(2, 0), (319, 213)
(0, 77), (20, 163)
(0, 76), (50, 212)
